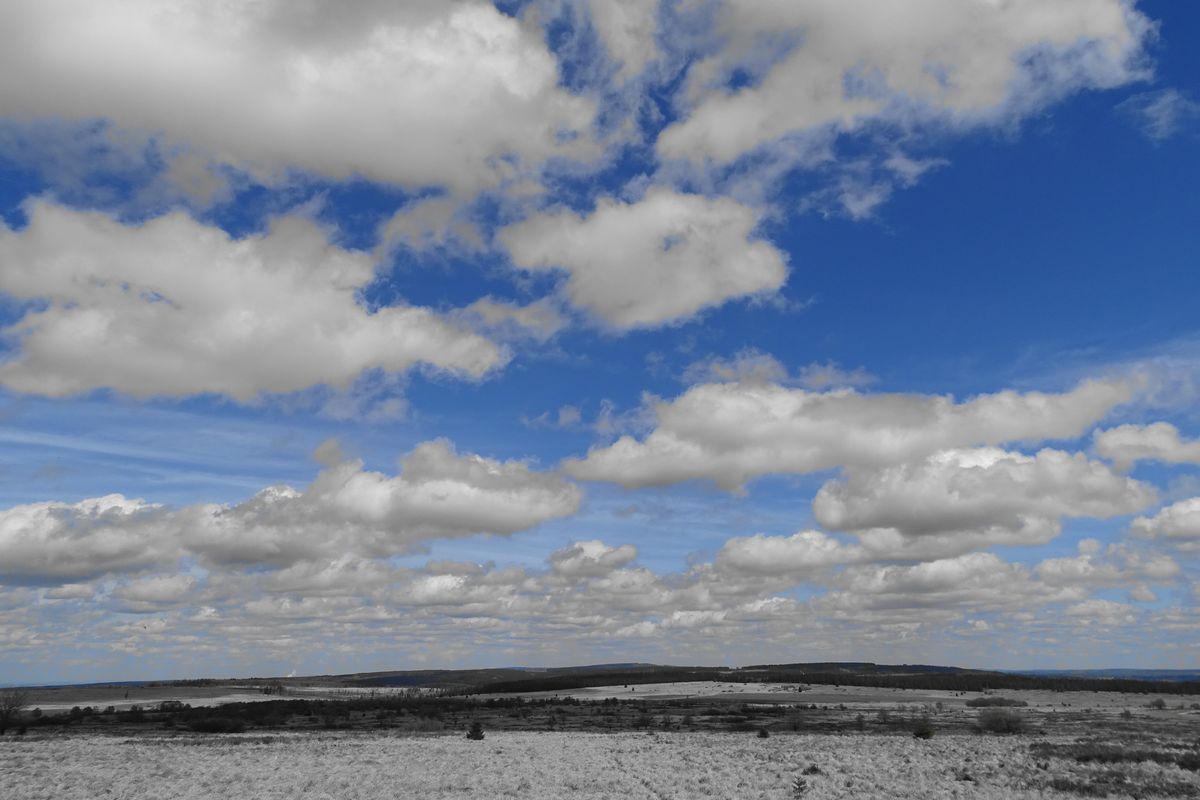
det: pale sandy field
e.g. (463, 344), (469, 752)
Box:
(4, 730), (1198, 799)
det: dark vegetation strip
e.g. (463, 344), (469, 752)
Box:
(1031, 741), (1200, 772)
(474, 666), (1200, 696)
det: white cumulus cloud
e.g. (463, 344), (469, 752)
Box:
(1094, 422), (1200, 470)
(659, 0), (1148, 164)
(813, 447), (1156, 558)
(1131, 498), (1200, 550)
(501, 188), (788, 328)
(0, 0), (596, 194)
(588, 0), (660, 80)
(0, 495), (176, 582)
(186, 439), (584, 567)
(0, 202), (504, 400)
(0, 440), (582, 581)
(549, 540), (638, 578)
(564, 377), (1133, 491)
(716, 530), (864, 576)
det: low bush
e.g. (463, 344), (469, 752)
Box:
(188, 717), (246, 734)
(976, 708), (1025, 734)
(911, 715), (935, 739)
(965, 697), (1028, 708)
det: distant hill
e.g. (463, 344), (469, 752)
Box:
(1013, 669), (1200, 683)
(19, 661), (1200, 695)
(457, 661), (1200, 696)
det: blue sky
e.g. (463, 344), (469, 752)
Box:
(0, 0), (1198, 684)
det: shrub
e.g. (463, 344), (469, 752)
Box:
(0, 688), (29, 734)
(965, 697), (1027, 708)
(976, 708), (1025, 734)
(757, 727), (769, 738)
(1147, 698), (1167, 710)
(911, 715), (935, 739)
(188, 717), (246, 734)
(466, 720), (484, 740)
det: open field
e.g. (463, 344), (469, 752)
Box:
(4, 729), (1199, 800)
(20, 684), (432, 713)
(23, 677), (1200, 715)
(13, 680), (1200, 741)
(477, 680), (1200, 711)
(8, 679), (1198, 798)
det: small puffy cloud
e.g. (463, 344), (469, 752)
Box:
(1117, 89), (1200, 143)
(813, 447), (1156, 558)
(1094, 422), (1200, 471)
(186, 439), (584, 567)
(1065, 598), (1137, 626)
(464, 297), (566, 341)
(682, 350), (874, 390)
(1131, 498), (1200, 550)
(396, 574), (482, 607)
(659, 0), (1148, 164)
(549, 540), (638, 578)
(0, 495), (175, 582)
(379, 196), (483, 252)
(564, 378), (1133, 491)
(583, 567), (674, 613)
(1035, 541), (1179, 589)
(0, 202), (504, 400)
(682, 350), (789, 386)
(794, 362), (876, 391)
(162, 152), (232, 207)
(588, 0), (660, 80)
(261, 557), (397, 597)
(821, 552), (1069, 616)
(1128, 585), (1157, 603)
(501, 188), (788, 328)
(112, 574), (197, 610)
(522, 404), (587, 430)
(42, 583), (97, 601)
(715, 530), (864, 576)
(0, 0), (596, 194)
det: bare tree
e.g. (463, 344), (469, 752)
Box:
(0, 688), (29, 734)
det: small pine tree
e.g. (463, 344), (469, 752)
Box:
(466, 720), (485, 740)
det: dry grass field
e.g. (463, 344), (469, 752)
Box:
(6, 681), (1198, 798)
(4, 728), (1199, 800)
